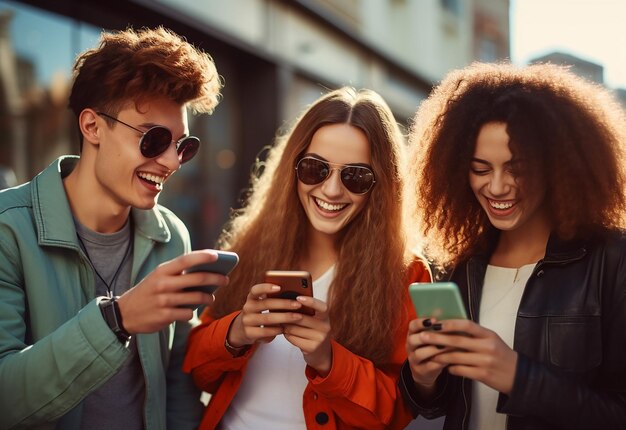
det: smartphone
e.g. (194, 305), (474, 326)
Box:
(264, 270), (314, 316)
(409, 282), (468, 320)
(184, 250), (239, 295)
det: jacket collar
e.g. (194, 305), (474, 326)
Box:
(32, 156), (171, 249)
(542, 233), (588, 263)
(469, 231), (588, 267)
(463, 233), (588, 324)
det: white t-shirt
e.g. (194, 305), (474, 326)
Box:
(219, 266), (334, 430)
(468, 263), (536, 430)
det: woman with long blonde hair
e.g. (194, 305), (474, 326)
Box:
(184, 87), (430, 430)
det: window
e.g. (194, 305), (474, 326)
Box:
(441, 0), (460, 16)
(477, 36), (499, 62)
(0, 0), (100, 183)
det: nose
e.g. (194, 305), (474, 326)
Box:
(321, 168), (344, 197)
(488, 170), (511, 196)
(155, 142), (182, 172)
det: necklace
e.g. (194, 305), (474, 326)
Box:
(77, 233), (132, 298)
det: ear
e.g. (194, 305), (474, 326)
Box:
(79, 109), (101, 148)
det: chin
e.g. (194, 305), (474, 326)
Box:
(312, 224), (341, 237)
(489, 219), (520, 232)
(132, 198), (159, 210)
(310, 219), (346, 237)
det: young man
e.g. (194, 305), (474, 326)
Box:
(0, 27), (224, 429)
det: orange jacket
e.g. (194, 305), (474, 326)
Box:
(183, 261), (431, 430)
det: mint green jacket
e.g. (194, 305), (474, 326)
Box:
(0, 157), (204, 429)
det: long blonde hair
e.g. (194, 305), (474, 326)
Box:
(210, 87), (415, 365)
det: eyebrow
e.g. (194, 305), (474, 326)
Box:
(305, 152), (373, 168)
(471, 157), (488, 164)
(137, 122), (189, 140)
(470, 157), (519, 166)
(137, 121), (159, 130)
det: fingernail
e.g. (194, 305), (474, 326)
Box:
(423, 318), (432, 327)
(271, 285), (280, 290)
(432, 323), (442, 331)
(296, 296), (306, 302)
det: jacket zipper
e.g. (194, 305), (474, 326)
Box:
(461, 267), (474, 430)
(460, 245), (586, 430)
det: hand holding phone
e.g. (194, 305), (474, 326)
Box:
(409, 282), (467, 320)
(184, 250), (239, 295)
(264, 270), (315, 316)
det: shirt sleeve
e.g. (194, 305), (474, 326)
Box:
(183, 310), (254, 394)
(303, 258), (432, 429)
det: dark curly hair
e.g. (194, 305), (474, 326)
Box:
(69, 26), (222, 149)
(408, 62), (626, 268)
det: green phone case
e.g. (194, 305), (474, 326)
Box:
(409, 282), (468, 320)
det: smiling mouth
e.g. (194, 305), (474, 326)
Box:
(315, 197), (348, 212)
(488, 199), (515, 210)
(138, 172), (165, 190)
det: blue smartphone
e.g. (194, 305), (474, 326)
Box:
(184, 250), (239, 295)
(409, 282), (467, 320)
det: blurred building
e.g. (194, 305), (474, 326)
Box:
(0, 0), (509, 249)
(529, 50), (626, 110)
(616, 88), (626, 109)
(530, 51), (604, 84)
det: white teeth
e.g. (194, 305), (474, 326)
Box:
(490, 201), (513, 210)
(138, 172), (165, 185)
(315, 198), (347, 211)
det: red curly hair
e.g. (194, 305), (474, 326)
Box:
(69, 26), (221, 149)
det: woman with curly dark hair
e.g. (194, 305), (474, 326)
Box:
(399, 63), (626, 430)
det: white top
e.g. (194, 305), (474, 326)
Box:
(468, 263), (536, 430)
(219, 266), (334, 430)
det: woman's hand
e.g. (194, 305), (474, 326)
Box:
(227, 283), (304, 348)
(406, 318), (449, 396)
(421, 319), (518, 394)
(282, 296), (332, 377)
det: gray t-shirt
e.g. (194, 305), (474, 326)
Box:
(75, 218), (145, 430)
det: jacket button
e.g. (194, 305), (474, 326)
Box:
(312, 393), (318, 400)
(315, 412), (329, 425)
(536, 269), (544, 277)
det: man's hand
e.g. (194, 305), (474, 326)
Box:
(117, 250), (228, 334)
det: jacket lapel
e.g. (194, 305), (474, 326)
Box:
(32, 156), (82, 250)
(31, 156), (173, 280)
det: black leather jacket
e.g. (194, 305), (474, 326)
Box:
(400, 230), (626, 430)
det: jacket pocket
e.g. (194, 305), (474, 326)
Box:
(548, 316), (601, 371)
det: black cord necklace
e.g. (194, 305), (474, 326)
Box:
(77, 233), (132, 298)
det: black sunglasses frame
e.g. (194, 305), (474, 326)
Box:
(295, 156), (376, 195)
(96, 112), (200, 163)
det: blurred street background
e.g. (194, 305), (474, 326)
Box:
(1, 1), (625, 428)
(0, 0), (511, 255)
(2, 0), (625, 250)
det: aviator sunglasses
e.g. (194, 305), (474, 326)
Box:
(96, 112), (200, 163)
(295, 156), (376, 194)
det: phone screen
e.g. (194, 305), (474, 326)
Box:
(184, 250), (239, 294)
(409, 282), (467, 320)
